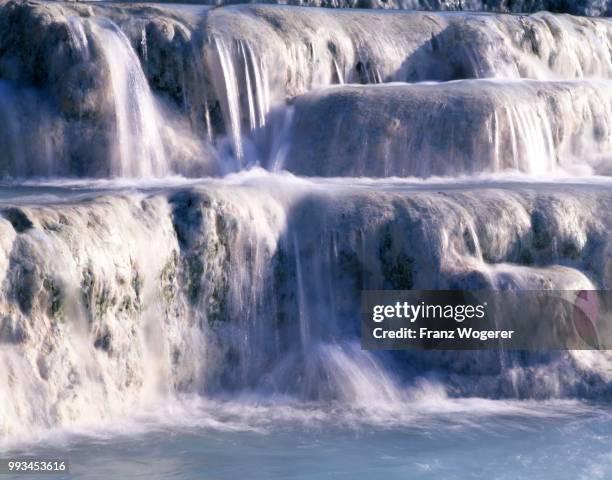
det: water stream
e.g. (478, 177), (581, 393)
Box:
(0, 1), (611, 478)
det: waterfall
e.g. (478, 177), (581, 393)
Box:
(66, 16), (90, 61)
(270, 80), (610, 177)
(0, 83), (25, 176)
(206, 36), (272, 164)
(209, 36), (245, 162)
(0, 1), (612, 441)
(4, 4), (612, 177)
(89, 18), (168, 178)
(1, 176), (609, 437)
(293, 232), (311, 349)
(238, 40), (270, 131)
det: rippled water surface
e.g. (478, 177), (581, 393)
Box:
(3, 398), (611, 480)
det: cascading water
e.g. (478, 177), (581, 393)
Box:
(0, 82), (25, 174)
(0, 2), (218, 178)
(88, 18), (169, 177)
(0, 2), (611, 473)
(268, 80), (610, 177)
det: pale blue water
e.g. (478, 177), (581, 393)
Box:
(3, 399), (612, 480)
